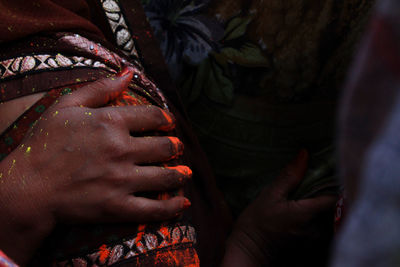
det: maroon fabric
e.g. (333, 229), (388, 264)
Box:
(0, 0), (104, 43)
(0, 0), (232, 266)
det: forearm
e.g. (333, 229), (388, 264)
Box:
(0, 224), (47, 266)
(0, 157), (54, 266)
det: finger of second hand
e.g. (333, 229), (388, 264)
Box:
(274, 149), (309, 198)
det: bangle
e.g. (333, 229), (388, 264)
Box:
(0, 250), (18, 267)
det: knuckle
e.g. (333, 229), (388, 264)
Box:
(100, 136), (119, 153)
(129, 138), (141, 155)
(101, 195), (120, 214)
(106, 168), (128, 186)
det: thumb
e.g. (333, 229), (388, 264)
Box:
(274, 149), (309, 198)
(58, 67), (133, 108)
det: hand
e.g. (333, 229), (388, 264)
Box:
(0, 69), (191, 265)
(222, 150), (337, 266)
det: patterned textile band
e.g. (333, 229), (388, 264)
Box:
(55, 224), (198, 267)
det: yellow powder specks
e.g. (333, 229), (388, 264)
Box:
(26, 147), (32, 154)
(53, 111), (59, 117)
(65, 120), (69, 127)
(8, 159), (16, 175)
(44, 143), (47, 150)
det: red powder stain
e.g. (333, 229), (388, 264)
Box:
(158, 110), (175, 131)
(167, 137), (184, 159)
(136, 224), (146, 247)
(152, 247), (200, 267)
(166, 166), (192, 178)
(159, 227), (171, 239)
(98, 244), (110, 262)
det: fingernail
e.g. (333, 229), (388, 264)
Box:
(117, 67), (133, 77)
(158, 110), (175, 131)
(183, 198), (191, 210)
(168, 137), (184, 158)
(167, 166), (192, 179)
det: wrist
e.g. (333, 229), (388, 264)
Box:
(0, 215), (53, 266)
(0, 155), (55, 265)
(221, 223), (273, 267)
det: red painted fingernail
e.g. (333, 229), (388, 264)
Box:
(168, 137), (184, 159)
(166, 166), (192, 179)
(158, 110), (175, 131)
(183, 198), (191, 210)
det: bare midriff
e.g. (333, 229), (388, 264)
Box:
(0, 93), (46, 134)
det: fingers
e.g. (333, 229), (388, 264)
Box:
(109, 105), (175, 133)
(124, 165), (192, 193)
(296, 195), (338, 214)
(113, 196), (191, 222)
(129, 136), (184, 164)
(291, 195), (338, 224)
(58, 67), (134, 108)
(274, 149), (309, 198)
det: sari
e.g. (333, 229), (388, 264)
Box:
(0, 1), (231, 266)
